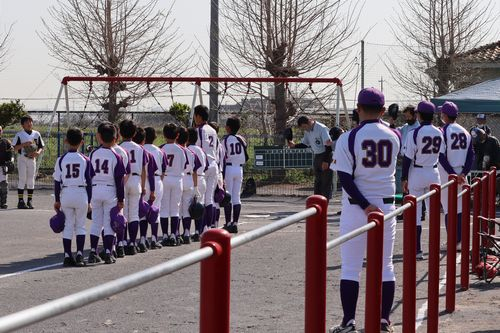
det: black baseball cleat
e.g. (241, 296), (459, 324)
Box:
(0, 204), (7, 209)
(26, 201), (34, 209)
(165, 237), (177, 247)
(17, 200), (28, 209)
(182, 235), (191, 245)
(75, 254), (85, 267)
(138, 242), (148, 253)
(228, 225), (238, 234)
(124, 244), (137, 256)
(176, 236), (183, 246)
(63, 256), (77, 267)
(150, 240), (162, 249)
(116, 246), (125, 258)
(161, 237), (170, 247)
(102, 252), (116, 264)
(87, 251), (102, 264)
(145, 239), (151, 249)
(191, 234), (200, 242)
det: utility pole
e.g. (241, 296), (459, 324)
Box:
(209, 0), (219, 122)
(361, 40), (365, 90)
(379, 76), (384, 92)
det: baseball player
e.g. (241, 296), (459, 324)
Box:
(53, 128), (94, 267)
(88, 123), (126, 264)
(438, 102), (473, 249)
(208, 121), (225, 229)
(222, 117), (248, 234)
(193, 105), (219, 234)
(401, 101), (444, 260)
(187, 127), (207, 242)
(329, 88), (400, 333)
(132, 126), (157, 252)
(160, 123), (187, 246)
(177, 127), (201, 244)
(143, 127), (167, 249)
(0, 126), (14, 209)
(119, 120), (153, 255)
(12, 115), (45, 209)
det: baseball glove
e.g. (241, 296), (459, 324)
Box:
(24, 143), (38, 158)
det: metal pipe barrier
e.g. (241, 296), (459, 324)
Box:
(446, 175), (459, 313)
(427, 183), (442, 333)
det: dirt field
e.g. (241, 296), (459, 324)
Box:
(0, 190), (499, 332)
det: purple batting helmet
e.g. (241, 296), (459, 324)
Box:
(188, 196), (205, 220)
(214, 185), (225, 204)
(49, 210), (65, 233)
(138, 196), (151, 219)
(110, 206), (126, 234)
(147, 203), (160, 224)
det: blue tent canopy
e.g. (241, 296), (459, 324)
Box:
(431, 78), (500, 114)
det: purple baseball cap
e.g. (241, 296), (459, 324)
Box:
(49, 211), (65, 233)
(147, 204), (160, 224)
(416, 101), (436, 114)
(138, 196), (151, 219)
(440, 101), (458, 117)
(110, 206), (126, 234)
(358, 87), (385, 107)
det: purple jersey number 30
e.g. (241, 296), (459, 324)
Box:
(361, 140), (393, 168)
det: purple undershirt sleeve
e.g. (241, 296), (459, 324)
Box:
(402, 156), (412, 181)
(439, 153), (456, 175)
(461, 145), (474, 175)
(54, 181), (61, 202)
(85, 158), (94, 203)
(147, 153), (157, 191)
(114, 156), (126, 202)
(338, 171), (370, 210)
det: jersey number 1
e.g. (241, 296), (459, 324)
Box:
(362, 140), (392, 168)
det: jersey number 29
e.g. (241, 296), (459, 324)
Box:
(361, 140), (392, 168)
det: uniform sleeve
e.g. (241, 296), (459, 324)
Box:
(161, 150), (168, 173)
(146, 152), (157, 191)
(331, 134), (354, 175)
(439, 153), (455, 175)
(321, 126), (332, 143)
(84, 157), (94, 203)
(114, 156), (126, 202)
(301, 133), (310, 146)
(193, 153), (202, 172)
(36, 132), (45, 149)
(12, 133), (20, 151)
(125, 151), (131, 175)
(53, 157), (62, 182)
(338, 171), (370, 209)
(461, 144), (474, 175)
(403, 133), (417, 160)
(439, 133), (446, 154)
(53, 157), (62, 202)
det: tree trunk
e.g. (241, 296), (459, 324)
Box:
(107, 81), (120, 122)
(274, 82), (287, 145)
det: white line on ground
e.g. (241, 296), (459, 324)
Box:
(0, 262), (61, 280)
(415, 254), (462, 331)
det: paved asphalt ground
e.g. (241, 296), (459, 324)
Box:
(0, 190), (499, 333)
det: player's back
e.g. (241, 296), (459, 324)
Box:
(113, 144), (130, 173)
(441, 123), (471, 167)
(90, 147), (122, 185)
(335, 120), (400, 198)
(406, 123), (444, 167)
(196, 124), (218, 165)
(223, 134), (247, 166)
(144, 144), (164, 175)
(161, 143), (187, 177)
(120, 141), (145, 175)
(188, 144), (207, 175)
(54, 151), (91, 187)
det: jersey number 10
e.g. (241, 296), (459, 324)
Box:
(361, 140), (392, 168)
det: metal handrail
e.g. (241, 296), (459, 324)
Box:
(326, 221), (377, 250)
(0, 247), (214, 333)
(231, 207), (317, 249)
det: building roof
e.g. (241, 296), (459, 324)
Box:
(459, 41), (500, 63)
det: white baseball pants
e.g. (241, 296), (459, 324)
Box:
(61, 187), (88, 240)
(17, 155), (36, 189)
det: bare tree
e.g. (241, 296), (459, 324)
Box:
(221, 0), (360, 138)
(389, 0), (496, 98)
(40, 0), (185, 122)
(0, 24), (13, 72)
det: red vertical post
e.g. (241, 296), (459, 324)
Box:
(471, 178), (482, 270)
(403, 195), (417, 333)
(200, 229), (232, 333)
(304, 195), (328, 333)
(460, 184), (471, 291)
(481, 173), (489, 246)
(428, 184), (441, 333)
(365, 211), (384, 333)
(446, 175), (458, 313)
(488, 167), (496, 235)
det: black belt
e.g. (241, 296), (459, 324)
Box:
(348, 197), (395, 205)
(93, 184), (114, 187)
(63, 185), (86, 188)
(132, 173), (141, 176)
(186, 172), (192, 175)
(414, 164), (437, 168)
(226, 163), (243, 166)
(154, 174), (162, 177)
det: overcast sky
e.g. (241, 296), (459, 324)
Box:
(0, 0), (497, 112)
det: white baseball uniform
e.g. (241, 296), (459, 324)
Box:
(332, 119), (400, 282)
(89, 147), (126, 237)
(439, 123), (473, 214)
(180, 146), (201, 218)
(188, 144), (207, 204)
(13, 130), (44, 189)
(404, 122), (444, 224)
(120, 141), (147, 222)
(222, 134), (248, 206)
(53, 151), (94, 240)
(144, 143), (166, 221)
(196, 124), (219, 206)
(160, 143), (187, 217)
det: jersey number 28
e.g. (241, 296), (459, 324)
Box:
(361, 140), (392, 168)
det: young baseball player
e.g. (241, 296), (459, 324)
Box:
(177, 127), (201, 244)
(132, 126), (157, 252)
(53, 128), (94, 267)
(438, 102), (473, 249)
(160, 123), (187, 246)
(193, 105), (219, 234)
(401, 101), (444, 260)
(12, 115), (45, 209)
(329, 88), (400, 333)
(119, 120), (152, 255)
(222, 117), (248, 234)
(144, 127), (166, 249)
(0, 126), (14, 209)
(88, 123), (126, 264)
(187, 127), (207, 242)
(208, 121), (225, 228)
